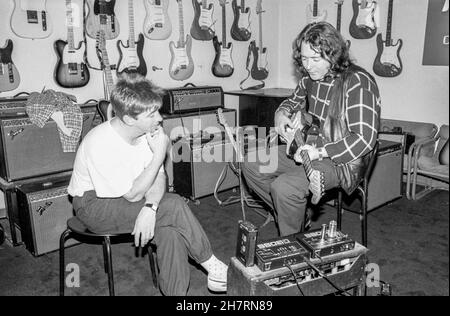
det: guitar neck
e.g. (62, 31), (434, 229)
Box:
(177, 0), (185, 46)
(313, 0), (318, 16)
(336, 3), (342, 32)
(301, 150), (313, 177)
(222, 4), (227, 45)
(128, 0), (136, 47)
(386, 0), (394, 45)
(240, 0), (246, 13)
(65, 0), (75, 50)
(202, 0), (208, 10)
(101, 50), (114, 100)
(258, 9), (263, 49)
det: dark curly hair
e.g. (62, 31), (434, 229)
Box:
(293, 21), (352, 77)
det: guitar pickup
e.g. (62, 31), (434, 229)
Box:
(26, 10), (38, 24)
(41, 11), (47, 31)
(68, 63), (79, 75)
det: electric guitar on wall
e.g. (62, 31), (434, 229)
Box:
(85, 0), (120, 40)
(373, 0), (402, 77)
(230, 0), (251, 41)
(249, 0), (268, 81)
(212, 0), (234, 78)
(190, 0), (215, 41)
(117, 0), (147, 76)
(336, 0), (351, 48)
(169, 0), (195, 81)
(349, 0), (377, 39)
(143, 0), (172, 40)
(307, 0), (328, 24)
(95, 31), (115, 121)
(10, 0), (53, 39)
(0, 40), (20, 92)
(54, 0), (90, 88)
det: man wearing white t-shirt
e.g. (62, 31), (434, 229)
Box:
(68, 73), (227, 295)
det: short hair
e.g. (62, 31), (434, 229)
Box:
(110, 72), (164, 120)
(293, 21), (352, 77)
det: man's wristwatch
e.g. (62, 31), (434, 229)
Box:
(145, 203), (158, 213)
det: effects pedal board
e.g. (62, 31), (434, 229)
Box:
(295, 220), (355, 258)
(255, 235), (309, 272)
(235, 220), (258, 267)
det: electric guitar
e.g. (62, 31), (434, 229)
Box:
(169, 0), (195, 81)
(373, 0), (402, 77)
(249, 0), (268, 81)
(0, 40), (20, 93)
(85, 0), (120, 40)
(54, 0), (90, 88)
(336, 0), (351, 48)
(143, 0), (172, 40)
(212, 0), (234, 78)
(230, 0), (251, 41)
(95, 31), (115, 121)
(117, 0), (147, 76)
(349, 0), (377, 39)
(285, 112), (325, 205)
(190, 0), (215, 41)
(307, 0), (328, 24)
(10, 0), (53, 39)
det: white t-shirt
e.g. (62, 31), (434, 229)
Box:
(68, 121), (163, 198)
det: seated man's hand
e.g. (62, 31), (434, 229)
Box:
(132, 206), (157, 247)
(294, 144), (318, 163)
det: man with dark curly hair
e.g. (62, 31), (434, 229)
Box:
(242, 22), (381, 236)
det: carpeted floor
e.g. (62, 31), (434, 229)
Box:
(0, 188), (448, 296)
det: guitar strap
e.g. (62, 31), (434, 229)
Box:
(239, 44), (265, 91)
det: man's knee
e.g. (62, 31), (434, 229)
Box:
(270, 176), (308, 200)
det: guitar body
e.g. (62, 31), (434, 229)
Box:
(54, 40), (90, 88)
(249, 41), (268, 81)
(349, 0), (377, 39)
(0, 40), (20, 92)
(143, 0), (172, 40)
(116, 33), (147, 76)
(212, 37), (234, 78)
(10, 0), (53, 39)
(190, 0), (215, 41)
(373, 33), (403, 77)
(230, 0), (251, 41)
(169, 36), (195, 81)
(85, 0), (120, 40)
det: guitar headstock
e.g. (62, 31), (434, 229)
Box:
(256, 0), (264, 15)
(216, 108), (228, 128)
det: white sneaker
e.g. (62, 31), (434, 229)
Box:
(207, 270), (227, 292)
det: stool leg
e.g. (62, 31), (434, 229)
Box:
(147, 245), (159, 288)
(357, 185), (368, 247)
(59, 229), (71, 296)
(103, 236), (115, 296)
(337, 190), (343, 231)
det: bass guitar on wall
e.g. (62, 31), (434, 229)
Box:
(190, 0), (215, 41)
(230, 0), (251, 41)
(373, 0), (402, 77)
(10, 0), (53, 39)
(349, 0), (377, 39)
(54, 0), (90, 88)
(212, 0), (234, 78)
(250, 0), (268, 81)
(0, 40), (20, 93)
(117, 0), (147, 76)
(85, 0), (120, 40)
(143, 0), (172, 40)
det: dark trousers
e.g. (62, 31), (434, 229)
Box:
(241, 144), (340, 236)
(72, 192), (212, 296)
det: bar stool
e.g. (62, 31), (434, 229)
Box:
(59, 217), (159, 296)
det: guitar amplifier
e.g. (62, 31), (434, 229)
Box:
(0, 96), (28, 116)
(161, 85), (223, 114)
(16, 175), (78, 256)
(0, 103), (98, 181)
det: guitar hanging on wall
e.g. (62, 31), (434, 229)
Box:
(190, 0), (215, 41)
(10, 0), (53, 39)
(373, 0), (402, 77)
(349, 0), (377, 39)
(336, 0), (351, 48)
(95, 30), (115, 121)
(212, 0), (234, 78)
(230, 0), (251, 41)
(169, 0), (195, 81)
(250, 0), (268, 81)
(117, 0), (147, 76)
(85, 0), (120, 40)
(143, 0), (172, 40)
(54, 0), (90, 88)
(307, 0), (328, 24)
(0, 40), (20, 92)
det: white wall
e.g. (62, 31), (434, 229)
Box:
(278, 0), (449, 126)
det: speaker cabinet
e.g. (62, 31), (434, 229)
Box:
(16, 176), (78, 256)
(0, 105), (97, 181)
